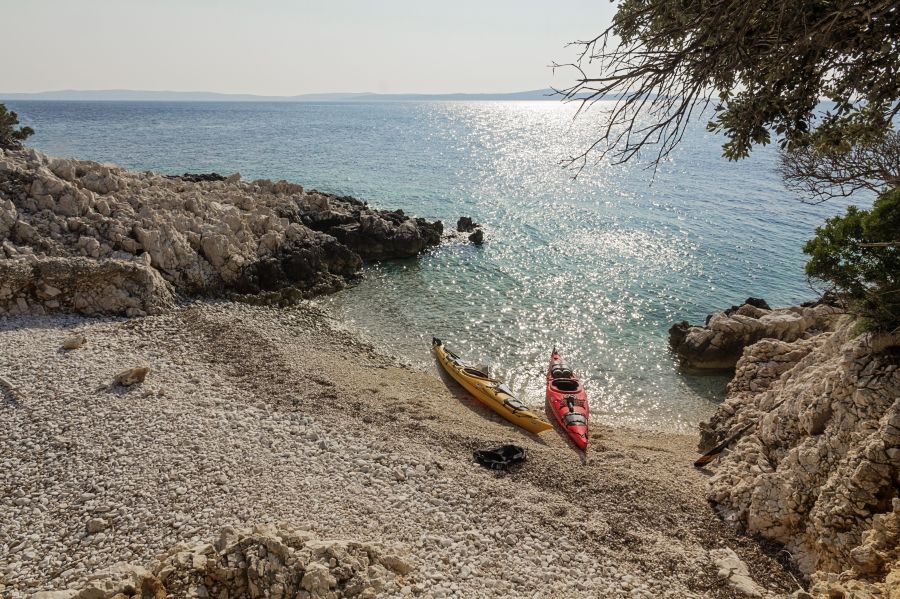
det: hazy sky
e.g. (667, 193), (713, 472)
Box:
(3, 0), (616, 95)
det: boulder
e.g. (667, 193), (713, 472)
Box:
(86, 518), (109, 534)
(0, 257), (175, 317)
(710, 548), (766, 598)
(31, 524), (411, 599)
(456, 216), (477, 232)
(62, 335), (87, 350)
(323, 211), (443, 260)
(468, 228), (484, 245)
(114, 366), (150, 387)
(669, 301), (839, 370)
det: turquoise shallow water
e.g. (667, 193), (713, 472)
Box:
(8, 100), (853, 432)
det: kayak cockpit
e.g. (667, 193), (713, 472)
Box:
(550, 378), (581, 393)
(462, 367), (492, 379)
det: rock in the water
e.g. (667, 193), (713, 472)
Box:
(468, 228), (484, 245)
(456, 216), (477, 232)
(62, 335), (86, 350)
(669, 301), (839, 370)
(320, 209), (444, 261)
(114, 366), (150, 387)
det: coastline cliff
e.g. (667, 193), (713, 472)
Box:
(681, 302), (899, 598)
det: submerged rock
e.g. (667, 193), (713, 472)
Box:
(0, 148), (441, 316)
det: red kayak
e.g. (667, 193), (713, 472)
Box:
(546, 348), (589, 450)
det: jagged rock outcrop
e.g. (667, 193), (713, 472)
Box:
(669, 299), (840, 370)
(0, 256), (174, 317)
(0, 147), (442, 316)
(701, 319), (899, 596)
(456, 216), (477, 232)
(30, 524), (412, 599)
(164, 172), (227, 183)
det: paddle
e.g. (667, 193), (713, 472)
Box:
(693, 398), (787, 468)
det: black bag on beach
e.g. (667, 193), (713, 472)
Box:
(473, 444), (527, 471)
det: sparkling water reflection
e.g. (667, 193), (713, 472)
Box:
(9, 100), (855, 433)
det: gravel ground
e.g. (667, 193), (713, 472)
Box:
(0, 301), (801, 598)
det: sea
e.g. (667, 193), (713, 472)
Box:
(5, 100), (855, 433)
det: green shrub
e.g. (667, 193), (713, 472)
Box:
(804, 189), (900, 332)
(0, 103), (34, 149)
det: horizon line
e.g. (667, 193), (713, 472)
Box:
(0, 88), (569, 102)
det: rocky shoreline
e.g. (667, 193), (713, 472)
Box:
(0, 147), (442, 317)
(684, 300), (899, 598)
(668, 298), (840, 372)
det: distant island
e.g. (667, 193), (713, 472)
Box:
(0, 88), (564, 102)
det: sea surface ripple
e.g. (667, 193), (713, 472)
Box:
(8, 100), (854, 432)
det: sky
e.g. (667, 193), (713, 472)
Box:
(2, 0), (617, 95)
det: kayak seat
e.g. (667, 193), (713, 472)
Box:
(463, 367), (491, 379)
(551, 379), (581, 392)
(503, 397), (527, 413)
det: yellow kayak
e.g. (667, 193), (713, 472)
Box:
(432, 338), (552, 434)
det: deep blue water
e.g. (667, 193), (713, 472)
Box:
(6, 100), (855, 432)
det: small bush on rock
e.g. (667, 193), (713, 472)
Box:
(0, 103), (34, 149)
(804, 189), (900, 332)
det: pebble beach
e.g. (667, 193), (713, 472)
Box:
(0, 300), (799, 598)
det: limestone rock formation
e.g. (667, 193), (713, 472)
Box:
(701, 319), (899, 595)
(310, 203), (443, 261)
(29, 524), (412, 599)
(0, 256), (174, 317)
(710, 548), (766, 598)
(113, 366), (150, 387)
(669, 299), (839, 370)
(0, 147), (441, 316)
